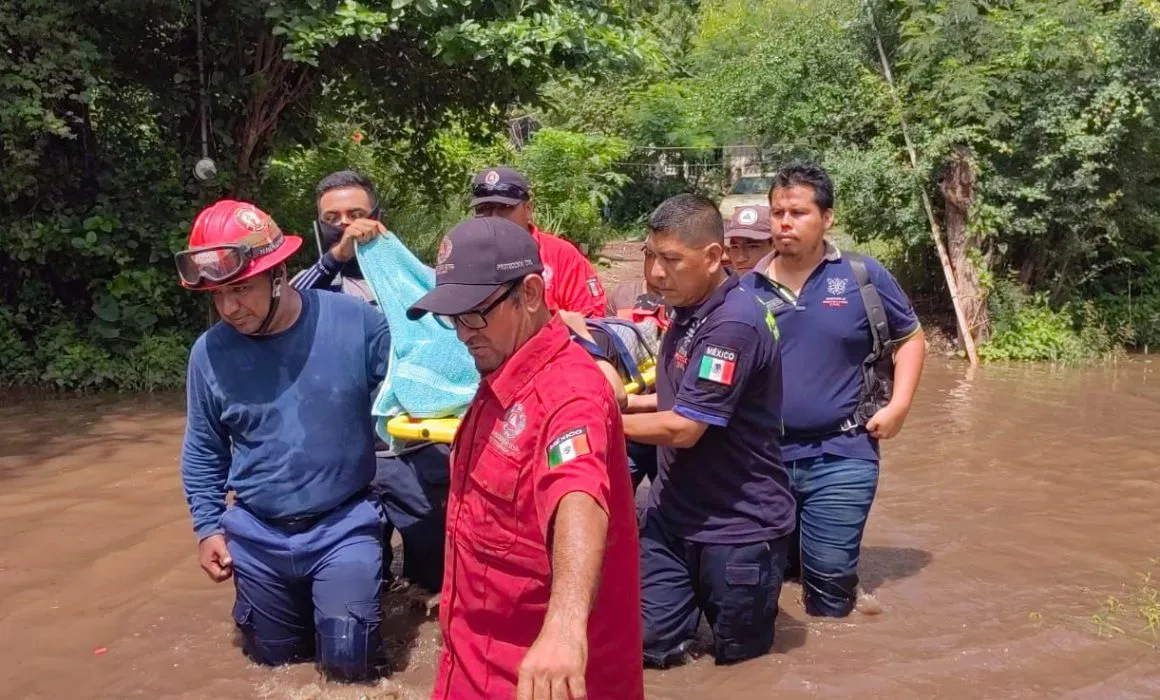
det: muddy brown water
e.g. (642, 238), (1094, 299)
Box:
(1, 360), (1158, 699)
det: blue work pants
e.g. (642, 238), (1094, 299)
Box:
(221, 494), (385, 681)
(639, 511), (790, 667)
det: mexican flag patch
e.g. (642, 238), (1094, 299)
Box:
(698, 345), (738, 385)
(548, 427), (591, 468)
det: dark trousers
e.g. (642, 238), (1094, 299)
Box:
(222, 495), (385, 680)
(786, 455), (879, 617)
(373, 443), (450, 593)
(639, 511), (790, 666)
(627, 440), (658, 490)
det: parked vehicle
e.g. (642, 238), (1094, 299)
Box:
(719, 174), (774, 218)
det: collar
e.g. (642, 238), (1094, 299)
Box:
(752, 239), (841, 285)
(529, 223), (547, 243)
(483, 314), (571, 409)
(674, 272), (740, 326)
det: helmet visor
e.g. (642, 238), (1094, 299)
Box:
(175, 245), (248, 287)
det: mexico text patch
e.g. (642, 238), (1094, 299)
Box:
(547, 427), (591, 467)
(697, 345), (738, 386)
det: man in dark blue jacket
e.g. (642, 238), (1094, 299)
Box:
(291, 170), (450, 595)
(178, 199), (389, 680)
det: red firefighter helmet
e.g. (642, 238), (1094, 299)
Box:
(175, 200), (303, 290)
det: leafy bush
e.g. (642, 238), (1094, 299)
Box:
(515, 127), (632, 250)
(1090, 288), (1160, 350)
(980, 279), (1122, 363)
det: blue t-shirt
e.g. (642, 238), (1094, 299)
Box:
(180, 289), (391, 539)
(744, 246), (920, 463)
(647, 273), (794, 544)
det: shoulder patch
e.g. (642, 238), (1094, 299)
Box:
(586, 277), (603, 298)
(547, 427), (591, 468)
(697, 345), (738, 385)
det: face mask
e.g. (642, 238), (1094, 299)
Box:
(318, 219), (345, 252)
(315, 205), (381, 279)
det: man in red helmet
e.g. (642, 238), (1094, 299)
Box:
(176, 200), (391, 681)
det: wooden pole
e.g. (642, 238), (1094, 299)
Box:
(863, 1), (980, 366)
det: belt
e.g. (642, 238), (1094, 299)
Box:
(783, 416), (862, 442)
(237, 487), (370, 535)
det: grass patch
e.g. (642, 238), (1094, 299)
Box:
(1091, 562), (1160, 648)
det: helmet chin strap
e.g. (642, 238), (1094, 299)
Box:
(251, 270), (284, 336)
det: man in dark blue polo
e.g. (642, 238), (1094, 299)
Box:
(622, 193), (794, 667)
(744, 162), (926, 618)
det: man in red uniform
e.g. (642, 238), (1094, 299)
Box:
(407, 217), (643, 700)
(470, 166), (608, 317)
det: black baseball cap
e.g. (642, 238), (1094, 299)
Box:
(407, 217), (544, 319)
(469, 166), (531, 207)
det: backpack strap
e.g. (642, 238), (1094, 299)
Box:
(846, 252), (893, 362)
(586, 319), (645, 385)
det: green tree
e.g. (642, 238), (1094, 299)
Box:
(0, 0), (647, 390)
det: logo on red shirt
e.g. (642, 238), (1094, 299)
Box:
(501, 403), (526, 439)
(586, 277), (602, 298)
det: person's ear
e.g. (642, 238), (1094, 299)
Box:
(705, 240), (725, 275)
(521, 274), (547, 313)
(822, 208), (834, 232)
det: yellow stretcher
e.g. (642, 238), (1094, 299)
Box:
(384, 362), (656, 445)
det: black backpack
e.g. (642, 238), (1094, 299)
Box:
(846, 253), (896, 427)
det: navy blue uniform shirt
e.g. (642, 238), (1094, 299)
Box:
(647, 273), (794, 544)
(180, 289), (390, 539)
(744, 244), (920, 463)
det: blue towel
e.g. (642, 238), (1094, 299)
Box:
(356, 233), (480, 446)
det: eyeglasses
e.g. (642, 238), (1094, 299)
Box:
(471, 182), (529, 201)
(174, 239), (280, 287)
(435, 283), (519, 330)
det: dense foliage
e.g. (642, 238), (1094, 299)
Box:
(3, 0), (1159, 390)
(0, 0), (643, 389)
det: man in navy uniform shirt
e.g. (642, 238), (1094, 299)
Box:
(745, 162), (926, 618)
(622, 194), (794, 667)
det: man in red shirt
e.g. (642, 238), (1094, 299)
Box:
(407, 217), (643, 700)
(470, 166), (608, 317)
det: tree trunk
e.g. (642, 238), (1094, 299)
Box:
(940, 146), (990, 345)
(863, 0), (979, 365)
(232, 34), (313, 198)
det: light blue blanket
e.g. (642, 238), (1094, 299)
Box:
(356, 234), (480, 446)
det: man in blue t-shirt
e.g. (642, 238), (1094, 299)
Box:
(622, 194), (794, 667)
(744, 162), (926, 618)
(177, 199), (390, 681)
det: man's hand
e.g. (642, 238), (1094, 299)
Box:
(516, 617), (589, 700)
(865, 400), (909, 440)
(197, 534), (233, 582)
(329, 218), (387, 263)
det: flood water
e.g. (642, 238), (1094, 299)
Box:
(1, 360), (1158, 699)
